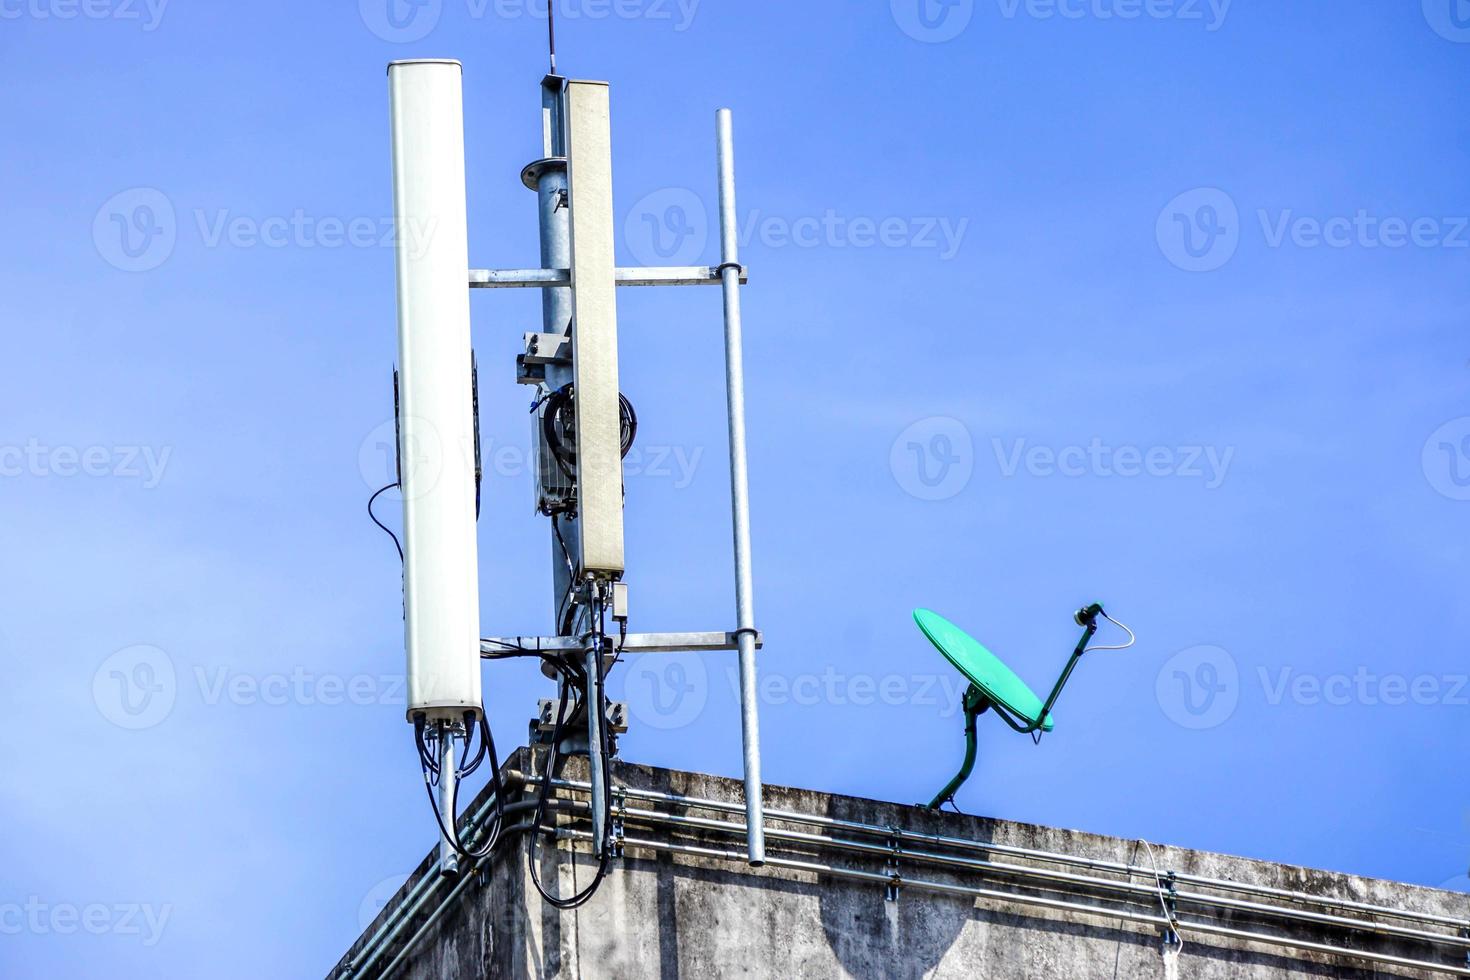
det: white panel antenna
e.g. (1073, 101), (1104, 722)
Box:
(377, 55), (768, 891)
(387, 60), (483, 724)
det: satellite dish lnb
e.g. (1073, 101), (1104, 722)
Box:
(914, 603), (1134, 811)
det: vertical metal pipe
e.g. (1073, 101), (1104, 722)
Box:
(532, 77), (575, 623)
(715, 108), (765, 866)
(437, 725), (459, 877)
(534, 166), (575, 615)
(535, 168), (571, 333)
(585, 640), (607, 857)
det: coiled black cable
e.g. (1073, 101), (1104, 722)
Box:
(539, 383), (639, 482)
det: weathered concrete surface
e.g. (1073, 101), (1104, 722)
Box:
(330, 750), (1469, 979)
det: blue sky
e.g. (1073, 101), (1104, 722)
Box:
(2, 1), (1468, 976)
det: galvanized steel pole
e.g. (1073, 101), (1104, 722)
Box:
(715, 107), (765, 865)
(585, 622), (607, 857)
(437, 726), (459, 877)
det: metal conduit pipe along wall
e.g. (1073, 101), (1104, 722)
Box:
(374, 820), (537, 980)
(560, 829), (1470, 980)
(509, 773), (1470, 934)
(342, 771), (1470, 979)
(532, 782), (1470, 964)
(599, 801), (1465, 949)
(360, 796), (596, 979)
(355, 805), (1470, 980)
(341, 772), (527, 979)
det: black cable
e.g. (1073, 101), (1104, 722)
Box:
(610, 618), (628, 670)
(593, 588), (615, 799)
(413, 713), (439, 777)
(459, 710), (483, 775)
(618, 393), (638, 457)
(541, 385), (577, 482)
(417, 719), (439, 782)
(417, 712), (507, 863)
(527, 650), (614, 908)
(528, 675), (589, 906)
(368, 482), (403, 563)
(449, 713), (503, 857)
(551, 513), (575, 577)
(551, 514), (579, 635)
(481, 637), (573, 670)
(481, 644), (577, 679)
(471, 352), (482, 521)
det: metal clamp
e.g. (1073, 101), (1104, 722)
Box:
(1163, 871), (1182, 951)
(884, 828), (902, 902)
(610, 786), (626, 859)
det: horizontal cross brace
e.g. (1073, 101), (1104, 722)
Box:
(480, 630), (761, 658)
(468, 265), (747, 288)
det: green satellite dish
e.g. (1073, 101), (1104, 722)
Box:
(914, 609), (1055, 732)
(917, 602), (1132, 810)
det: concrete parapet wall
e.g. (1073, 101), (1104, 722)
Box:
(330, 750), (1469, 979)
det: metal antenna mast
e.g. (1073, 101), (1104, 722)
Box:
(387, 59), (769, 876)
(482, 75), (767, 867)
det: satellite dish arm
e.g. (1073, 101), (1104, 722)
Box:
(926, 685), (988, 809)
(1017, 603), (1104, 735)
